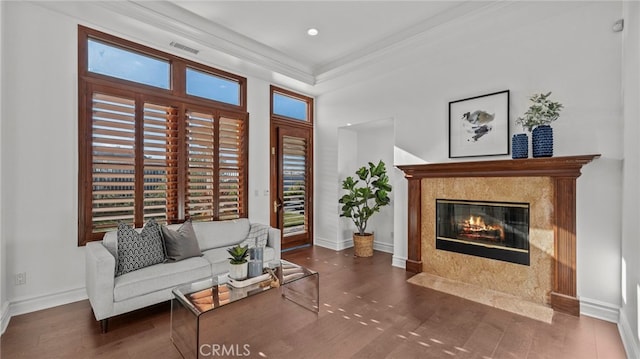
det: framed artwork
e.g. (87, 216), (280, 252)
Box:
(449, 90), (510, 158)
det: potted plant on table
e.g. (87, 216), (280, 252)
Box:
(339, 160), (392, 257)
(516, 92), (564, 158)
(227, 244), (249, 280)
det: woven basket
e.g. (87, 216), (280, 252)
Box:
(353, 233), (374, 257)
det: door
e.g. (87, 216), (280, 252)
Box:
(272, 125), (313, 250)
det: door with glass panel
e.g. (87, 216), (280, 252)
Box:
(273, 125), (313, 249)
(270, 86), (313, 250)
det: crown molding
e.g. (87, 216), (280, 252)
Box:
(31, 0), (316, 85)
(314, 0), (512, 85)
(103, 1), (316, 85)
(28, 0), (585, 92)
(314, 1), (499, 79)
(32, 0), (502, 87)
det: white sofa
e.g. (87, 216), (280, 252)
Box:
(85, 218), (281, 333)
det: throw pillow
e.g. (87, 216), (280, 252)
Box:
(240, 223), (269, 248)
(161, 219), (202, 262)
(116, 219), (165, 277)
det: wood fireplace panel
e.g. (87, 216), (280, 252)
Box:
(421, 177), (554, 305)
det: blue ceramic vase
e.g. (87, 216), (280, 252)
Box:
(512, 133), (528, 159)
(532, 125), (553, 158)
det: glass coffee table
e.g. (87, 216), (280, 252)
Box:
(170, 259), (318, 359)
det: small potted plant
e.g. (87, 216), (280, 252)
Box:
(339, 160), (392, 257)
(516, 92), (564, 158)
(227, 244), (249, 280)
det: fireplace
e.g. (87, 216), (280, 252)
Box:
(399, 155), (600, 316)
(436, 199), (530, 265)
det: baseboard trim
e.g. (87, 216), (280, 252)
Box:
(372, 241), (393, 254)
(314, 237), (352, 251)
(1, 301), (10, 335)
(392, 255), (407, 269)
(315, 237), (394, 254)
(618, 310), (640, 359)
(579, 296), (620, 323)
(10, 287), (87, 318)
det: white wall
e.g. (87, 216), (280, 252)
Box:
(354, 120), (394, 252)
(335, 126), (358, 250)
(0, 1), (273, 319)
(620, 2), (640, 357)
(246, 79), (273, 225)
(2, 0), (84, 315)
(0, 0), (8, 335)
(317, 1), (623, 317)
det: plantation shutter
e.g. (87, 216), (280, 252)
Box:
(143, 103), (178, 224)
(219, 116), (246, 220)
(91, 93), (136, 233)
(282, 135), (307, 236)
(186, 110), (216, 221)
(83, 94), (248, 243)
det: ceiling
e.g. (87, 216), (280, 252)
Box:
(123, 1), (495, 85)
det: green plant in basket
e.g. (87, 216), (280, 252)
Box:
(516, 92), (564, 132)
(339, 160), (392, 236)
(227, 244), (249, 264)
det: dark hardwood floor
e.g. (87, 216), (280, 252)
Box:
(1, 246), (627, 358)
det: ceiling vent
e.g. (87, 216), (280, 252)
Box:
(170, 41), (200, 55)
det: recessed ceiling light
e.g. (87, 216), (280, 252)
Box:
(307, 28), (319, 36)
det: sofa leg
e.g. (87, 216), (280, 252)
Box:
(100, 319), (108, 334)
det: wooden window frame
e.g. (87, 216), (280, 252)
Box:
(270, 86), (314, 124)
(78, 26), (248, 245)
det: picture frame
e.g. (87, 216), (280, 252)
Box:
(448, 90), (510, 158)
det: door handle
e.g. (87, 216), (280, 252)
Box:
(273, 200), (282, 213)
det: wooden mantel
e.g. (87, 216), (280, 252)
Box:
(397, 154), (600, 316)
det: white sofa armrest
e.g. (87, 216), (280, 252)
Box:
(85, 241), (116, 321)
(268, 227), (281, 261)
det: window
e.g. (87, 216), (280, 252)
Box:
(88, 39), (170, 89)
(272, 91), (310, 121)
(78, 26), (248, 245)
(186, 67), (241, 105)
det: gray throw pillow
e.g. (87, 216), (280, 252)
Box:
(240, 223), (269, 248)
(116, 219), (165, 277)
(161, 219), (202, 261)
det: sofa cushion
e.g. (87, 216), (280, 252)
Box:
(239, 223), (269, 248)
(161, 219), (202, 262)
(192, 218), (250, 251)
(116, 220), (166, 277)
(203, 247), (234, 276)
(114, 257), (212, 302)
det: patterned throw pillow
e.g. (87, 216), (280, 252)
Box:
(161, 219), (202, 262)
(116, 219), (166, 277)
(240, 223), (269, 248)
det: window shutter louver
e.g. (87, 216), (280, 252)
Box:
(282, 135), (307, 236)
(142, 103), (178, 224)
(186, 110), (216, 221)
(91, 93), (136, 232)
(165, 107), (179, 223)
(218, 116), (245, 220)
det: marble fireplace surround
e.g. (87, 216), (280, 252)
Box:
(398, 155), (599, 316)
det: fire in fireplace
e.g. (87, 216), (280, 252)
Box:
(436, 199), (530, 265)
